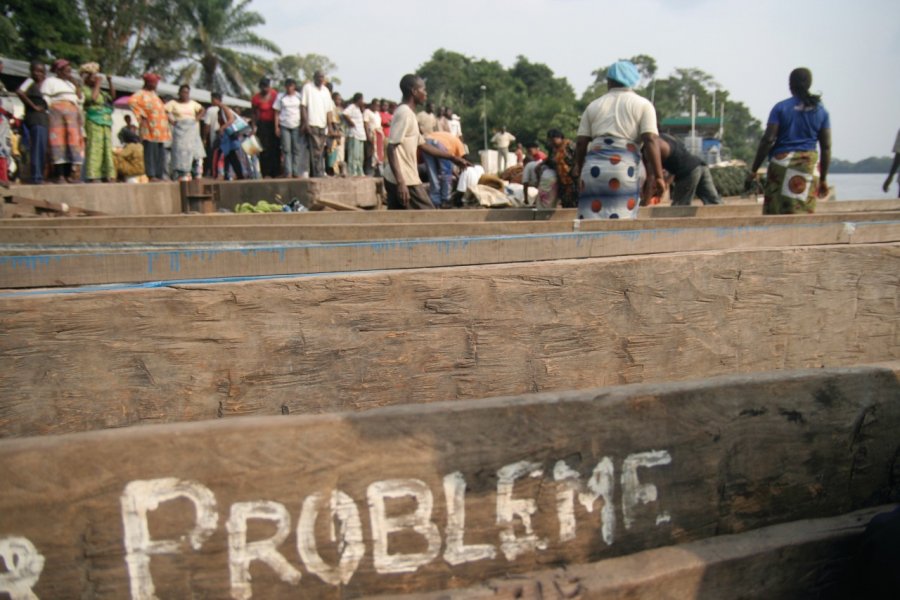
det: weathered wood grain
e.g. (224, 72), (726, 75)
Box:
(1, 245), (898, 437)
(1, 199), (897, 229)
(2, 217), (899, 288)
(0, 207), (553, 227)
(364, 505), (896, 600)
(2, 211), (898, 245)
(0, 364), (898, 598)
(4, 181), (182, 215)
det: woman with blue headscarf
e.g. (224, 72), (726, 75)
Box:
(572, 60), (666, 219)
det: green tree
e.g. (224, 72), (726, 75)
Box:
(170, 0), (280, 96)
(269, 53), (341, 86)
(1, 0), (91, 62)
(649, 68), (761, 162)
(418, 49), (579, 153)
(0, 13), (19, 56)
(135, 0), (190, 76)
(78, 0), (167, 76)
(582, 58), (762, 162)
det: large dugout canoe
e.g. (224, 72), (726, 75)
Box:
(0, 363), (897, 598)
(1, 198), (897, 228)
(2, 213), (900, 288)
(2, 210), (900, 245)
(1, 244), (897, 438)
(367, 506), (892, 599)
(2, 201), (898, 598)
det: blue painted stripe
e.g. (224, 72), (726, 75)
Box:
(0, 220), (894, 298)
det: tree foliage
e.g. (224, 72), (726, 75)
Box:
(79, 0), (157, 75)
(2, 0), (283, 97)
(580, 55), (762, 162)
(167, 0), (280, 96)
(1, 0), (91, 63)
(830, 156), (893, 174)
(418, 49), (579, 152)
(0, 6), (764, 161)
(268, 53), (341, 86)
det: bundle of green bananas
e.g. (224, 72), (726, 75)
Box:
(234, 200), (284, 213)
(710, 165), (753, 197)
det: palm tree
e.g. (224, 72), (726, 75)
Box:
(174, 0), (280, 97)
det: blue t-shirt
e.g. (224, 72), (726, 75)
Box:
(768, 96), (830, 156)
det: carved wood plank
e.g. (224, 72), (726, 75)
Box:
(1, 199), (897, 229)
(363, 506), (896, 600)
(0, 364), (898, 598)
(1, 211), (898, 245)
(2, 218), (899, 288)
(0, 245), (898, 438)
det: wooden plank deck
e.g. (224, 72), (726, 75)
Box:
(2, 215), (899, 288)
(2, 245), (897, 437)
(366, 505), (895, 600)
(1, 211), (899, 245)
(1, 198), (897, 228)
(0, 363), (897, 598)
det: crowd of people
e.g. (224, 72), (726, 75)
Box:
(0, 56), (839, 217)
(0, 58), (473, 187)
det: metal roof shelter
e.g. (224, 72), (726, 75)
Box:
(659, 116), (721, 130)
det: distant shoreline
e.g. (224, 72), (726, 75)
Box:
(830, 156), (892, 174)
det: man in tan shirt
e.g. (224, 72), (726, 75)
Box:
(384, 75), (469, 209)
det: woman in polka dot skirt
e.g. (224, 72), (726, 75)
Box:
(572, 60), (666, 219)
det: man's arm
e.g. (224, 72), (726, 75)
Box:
(571, 136), (590, 183)
(640, 132), (667, 202)
(15, 82), (44, 114)
(252, 98), (261, 125)
(71, 73), (83, 100)
(884, 152), (900, 193)
(385, 142), (409, 206)
(300, 105), (309, 134)
(747, 123), (779, 187)
(817, 128), (831, 197)
(419, 141), (470, 169)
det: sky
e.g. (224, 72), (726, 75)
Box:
(254, 0), (900, 161)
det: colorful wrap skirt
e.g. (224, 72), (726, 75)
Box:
(48, 101), (84, 165)
(536, 167), (559, 209)
(578, 136), (642, 220)
(83, 120), (116, 180)
(763, 150), (819, 214)
(170, 119), (206, 175)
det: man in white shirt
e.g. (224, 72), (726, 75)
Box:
(491, 127), (516, 173)
(364, 99), (383, 176)
(342, 93), (367, 176)
(274, 78), (306, 177)
(300, 71), (335, 177)
(448, 110), (463, 139)
(384, 74), (469, 209)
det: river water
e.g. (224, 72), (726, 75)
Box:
(829, 173), (897, 201)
